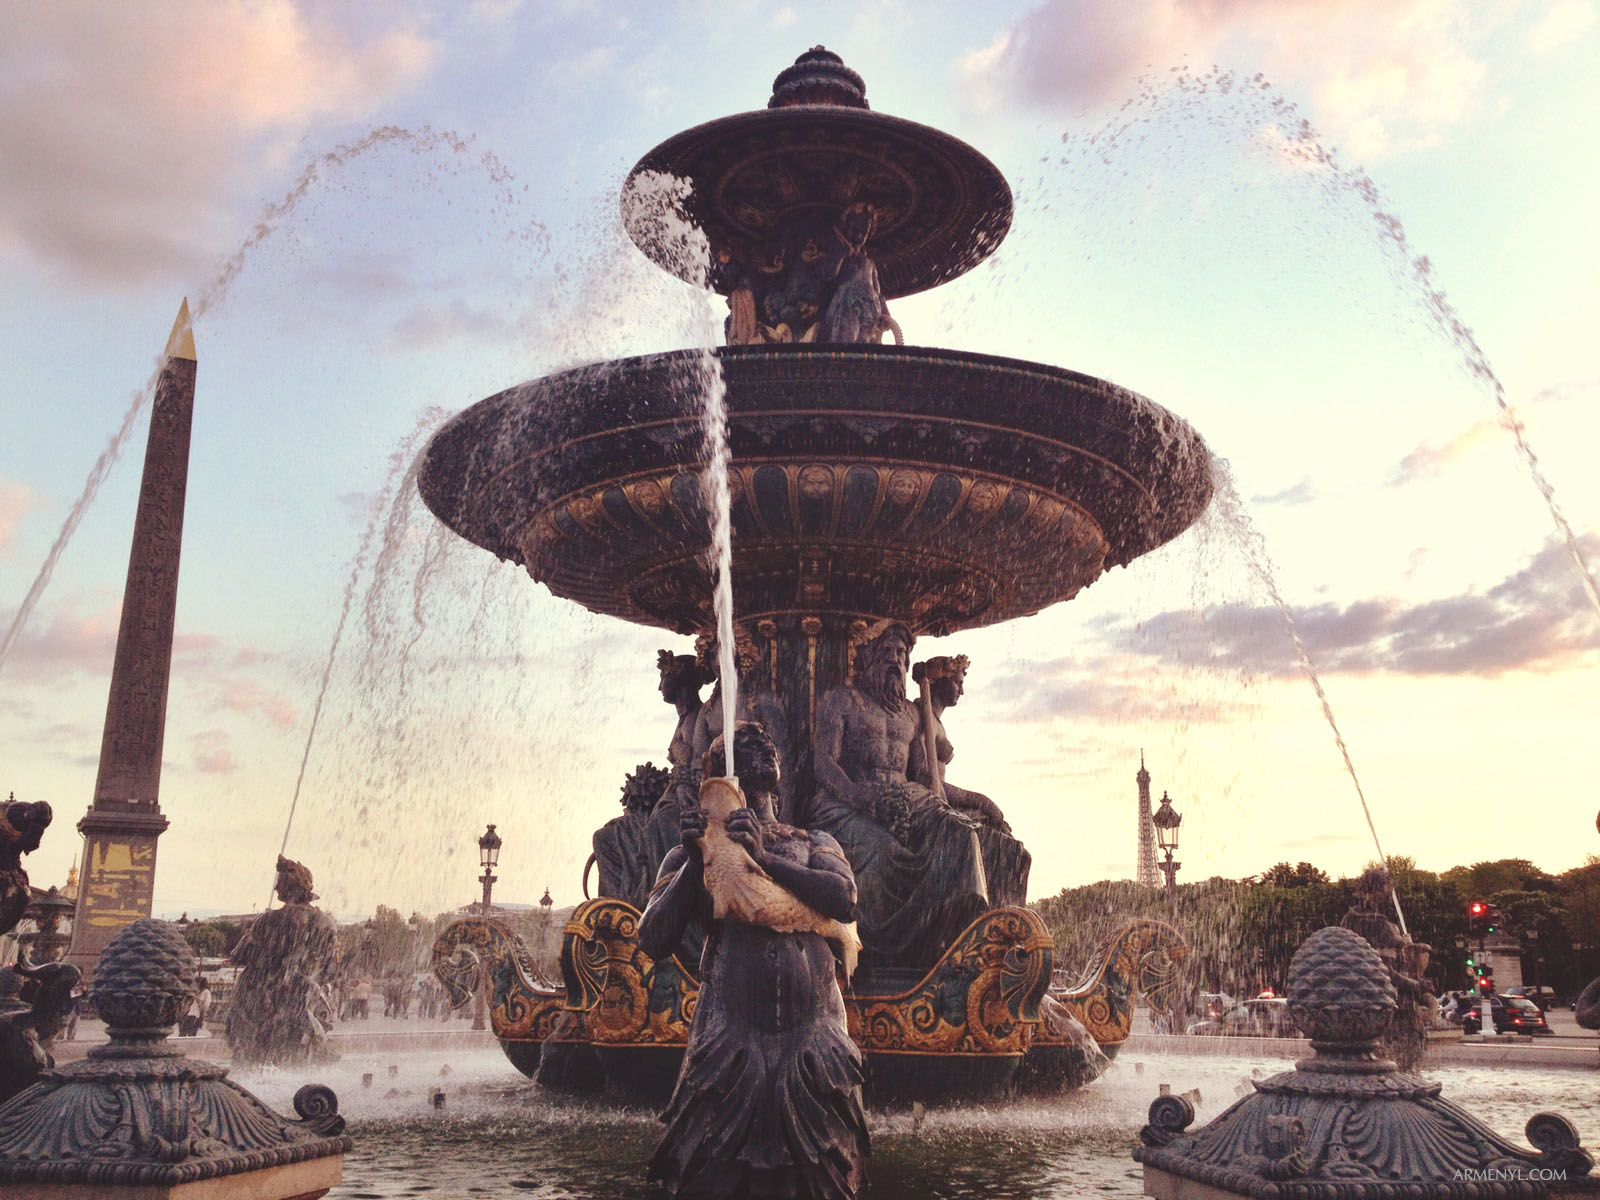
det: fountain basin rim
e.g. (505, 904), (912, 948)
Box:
(419, 344), (1212, 636)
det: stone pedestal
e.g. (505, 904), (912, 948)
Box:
(1134, 927), (1597, 1198)
(0, 920), (348, 1198)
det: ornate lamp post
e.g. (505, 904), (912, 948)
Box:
(472, 824), (501, 1032)
(538, 886), (554, 963)
(1152, 791), (1182, 923)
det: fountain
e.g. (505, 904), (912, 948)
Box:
(420, 46), (1207, 1105)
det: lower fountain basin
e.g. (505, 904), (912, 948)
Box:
(420, 345), (1211, 636)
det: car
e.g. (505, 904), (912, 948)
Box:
(1188, 997), (1296, 1038)
(1504, 985), (1557, 1012)
(1460, 993), (1552, 1035)
(1194, 991), (1235, 1022)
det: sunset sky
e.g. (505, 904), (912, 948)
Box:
(3, 0), (1598, 922)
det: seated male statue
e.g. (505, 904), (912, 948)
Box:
(808, 620), (1030, 975)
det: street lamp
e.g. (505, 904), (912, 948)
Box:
(1152, 791), (1182, 922)
(538, 887), (554, 964)
(478, 824), (502, 916)
(472, 824), (502, 1031)
(1525, 926), (1540, 996)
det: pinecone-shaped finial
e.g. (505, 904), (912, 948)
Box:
(1286, 925), (1396, 1051)
(90, 916), (197, 1040)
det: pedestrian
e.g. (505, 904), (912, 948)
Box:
(193, 976), (212, 1035)
(63, 983), (84, 1041)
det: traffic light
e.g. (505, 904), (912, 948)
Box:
(1469, 900), (1487, 921)
(1477, 975), (1493, 994)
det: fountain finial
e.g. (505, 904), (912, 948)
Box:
(768, 46), (869, 109)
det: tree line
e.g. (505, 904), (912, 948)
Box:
(1036, 855), (1600, 1000)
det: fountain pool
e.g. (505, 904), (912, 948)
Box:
(232, 1048), (1598, 1199)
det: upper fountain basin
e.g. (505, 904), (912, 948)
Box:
(419, 344), (1212, 636)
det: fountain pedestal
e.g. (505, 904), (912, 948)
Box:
(1135, 927), (1597, 1199)
(0, 919), (348, 1199)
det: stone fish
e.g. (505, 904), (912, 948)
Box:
(697, 777), (860, 981)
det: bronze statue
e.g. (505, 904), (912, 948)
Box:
(641, 722), (868, 1199)
(726, 202), (899, 347)
(1576, 977), (1600, 1031)
(0, 959), (81, 1105)
(642, 649), (715, 879)
(686, 630), (796, 822)
(809, 621), (1019, 973)
(0, 799), (52, 938)
(1339, 867), (1432, 1069)
(913, 654), (1030, 907)
(592, 762), (671, 909)
(225, 856), (337, 1064)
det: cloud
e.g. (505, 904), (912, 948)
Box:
(1391, 388), (1568, 485)
(0, 1), (436, 285)
(961, 0), (1493, 158)
(1111, 534), (1600, 678)
(986, 655), (1259, 725)
(390, 299), (524, 350)
(1, 603), (119, 676)
(213, 679), (299, 729)
(0, 482), (35, 553)
(1252, 478), (1317, 506)
(191, 729), (238, 774)
(1527, 2), (1595, 53)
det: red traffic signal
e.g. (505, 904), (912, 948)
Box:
(1469, 900), (1488, 918)
(1476, 976), (1493, 994)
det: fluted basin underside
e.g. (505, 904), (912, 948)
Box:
(420, 345), (1212, 636)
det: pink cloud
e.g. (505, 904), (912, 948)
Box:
(191, 729), (237, 775)
(962, 0), (1495, 158)
(214, 679), (298, 729)
(0, 1), (436, 284)
(0, 482), (34, 554)
(2, 603), (119, 676)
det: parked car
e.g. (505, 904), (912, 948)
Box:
(1460, 993), (1552, 1035)
(1194, 992), (1235, 1022)
(1188, 997), (1296, 1038)
(1503, 985), (1557, 1012)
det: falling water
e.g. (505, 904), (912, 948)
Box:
(1209, 458), (1408, 936)
(0, 362), (161, 671)
(273, 412), (446, 906)
(1068, 67), (1600, 625)
(0, 124), (531, 678)
(703, 365), (740, 780)
(622, 171), (739, 778)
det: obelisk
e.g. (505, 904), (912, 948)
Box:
(67, 302), (194, 973)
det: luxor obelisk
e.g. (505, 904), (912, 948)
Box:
(67, 302), (194, 973)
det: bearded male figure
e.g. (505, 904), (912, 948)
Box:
(642, 649), (714, 878)
(809, 621), (1019, 975)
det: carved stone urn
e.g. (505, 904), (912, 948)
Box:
(1135, 925), (1598, 1198)
(0, 917), (350, 1199)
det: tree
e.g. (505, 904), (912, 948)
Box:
(367, 905), (414, 976)
(1260, 862), (1330, 889)
(182, 919), (240, 959)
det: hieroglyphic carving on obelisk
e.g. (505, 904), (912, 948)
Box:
(68, 302), (194, 972)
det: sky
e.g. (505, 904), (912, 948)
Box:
(2, 0), (1598, 924)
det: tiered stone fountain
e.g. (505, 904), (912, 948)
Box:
(421, 47), (1211, 1104)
